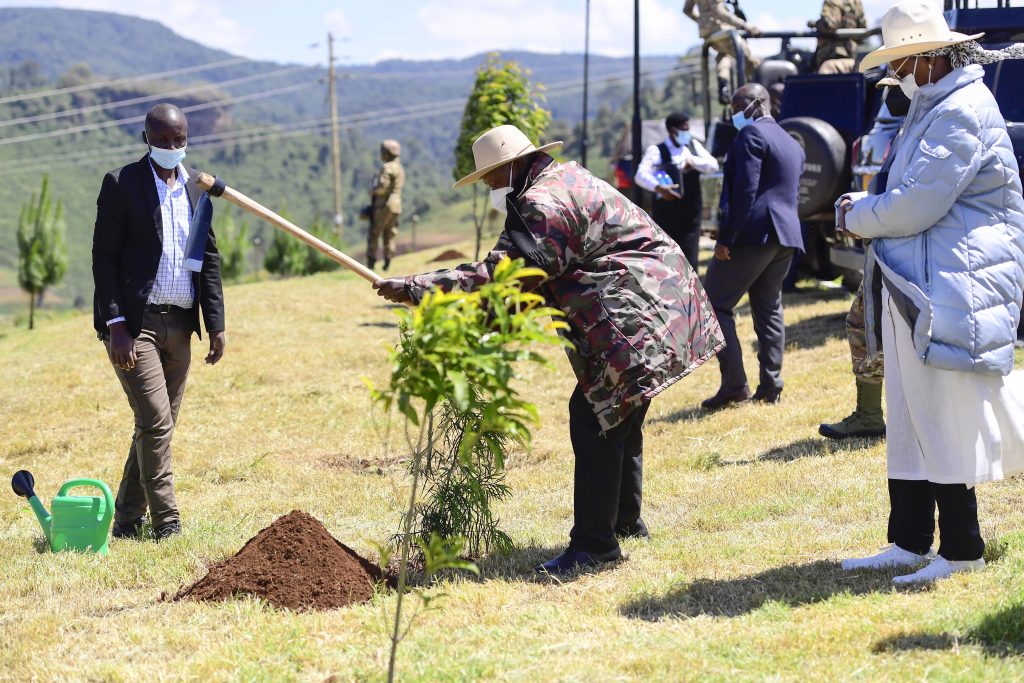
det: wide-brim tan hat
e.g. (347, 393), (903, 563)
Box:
(860, 0), (983, 73)
(452, 124), (562, 189)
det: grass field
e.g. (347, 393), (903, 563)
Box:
(1, 243), (1022, 682)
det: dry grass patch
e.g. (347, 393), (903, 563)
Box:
(1, 243), (1022, 681)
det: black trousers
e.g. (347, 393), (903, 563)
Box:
(568, 385), (650, 554)
(887, 479), (985, 561)
(702, 242), (794, 393)
(652, 199), (701, 270)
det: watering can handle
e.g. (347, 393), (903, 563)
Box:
(57, 479), (115, 527)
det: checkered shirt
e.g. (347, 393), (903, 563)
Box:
(147, 161), (194, 308)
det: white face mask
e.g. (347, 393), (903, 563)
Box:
(898, 70), (919, 100)
(149, 143), (186, 170)
(489, 164), (514, 214)
(895, 56), (932, 100)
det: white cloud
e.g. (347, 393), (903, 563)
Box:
(371, 48), (448, 63)
(747, 11), (817, 58)
(863, 0), (943, 24)
(49, 0), (253, 55)
(415, 0), (697, 58)
(323, 8), (352, 37)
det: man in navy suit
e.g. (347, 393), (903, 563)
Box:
(701, 83), (805, 409)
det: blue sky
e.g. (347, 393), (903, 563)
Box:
(3, 0), (915, 66)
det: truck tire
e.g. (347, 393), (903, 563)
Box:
(780, 117), (849, 219)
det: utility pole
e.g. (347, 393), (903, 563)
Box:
(631, 0), (642, 204)
(328, 32), (343, 241)
(581, 0), (591, 169)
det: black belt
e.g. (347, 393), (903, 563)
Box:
(146, 303), (191, 314)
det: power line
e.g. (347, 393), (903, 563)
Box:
(0, 64), (698, 176)
(0, 80), (320, 147)
(0, 67), (696, 176)
(0, 57), (250, 106)
(0, 63), (691, 148)
(0, 81), (602, 178)
(0, 65), (309, 130)
(0, 101), (471, 178)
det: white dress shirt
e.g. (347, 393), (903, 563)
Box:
(634, 136), (719, 193)
(106, 161), (194, 327)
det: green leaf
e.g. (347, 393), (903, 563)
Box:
(397, 394), (420, 426)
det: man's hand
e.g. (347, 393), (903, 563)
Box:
(108, 322), (136, 371)
(655, 185), (682, 201)
(714, 244), (731, 261)
(206, 330), (226, 365)
(373, 278), (412, 304)
(838, 198), (861, 238)
(748, 26), (762, 37)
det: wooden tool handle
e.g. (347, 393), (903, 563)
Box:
(195, 172), (382, 285)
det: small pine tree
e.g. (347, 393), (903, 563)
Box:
(454, 54), (551, 260)
(17, 174), (67, 330)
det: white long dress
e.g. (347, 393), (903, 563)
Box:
(883, 288), (1024, 485)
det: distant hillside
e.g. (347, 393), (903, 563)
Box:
(0, 7), (694, 311)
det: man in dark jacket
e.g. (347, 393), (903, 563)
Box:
(374, 125), (723, 575)
(701, 83), (805, 409)
(92, 103), (226, 541)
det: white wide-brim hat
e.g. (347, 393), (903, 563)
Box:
(452, 125), (562, 189)
(859, 0), (983, 73)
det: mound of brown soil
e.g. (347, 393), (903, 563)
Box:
(175, 511), (383, 611)
(429, 248), (468, 262)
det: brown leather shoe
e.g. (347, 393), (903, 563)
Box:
(701, 385), (752, 410)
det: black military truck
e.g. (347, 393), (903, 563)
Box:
(700, 0), (1024, 288)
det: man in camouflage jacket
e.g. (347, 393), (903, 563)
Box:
(809, 0), (866, 74)
(375, 125), (723, 575)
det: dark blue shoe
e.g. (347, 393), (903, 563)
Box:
(111, 517), (145, 540)
(615, 518), (650, 540)
(154, 520), (181, 541)
(535, 547), (622, 575)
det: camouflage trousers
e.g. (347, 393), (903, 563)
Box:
(706, 34), (760, 83)
(848, 281), (884, 383)
(818, 58), (855, 74)
(368, 210), (399, 261)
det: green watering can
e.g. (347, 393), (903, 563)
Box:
(11, 470), (114, 555)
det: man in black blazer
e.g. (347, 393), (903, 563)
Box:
(92, 103), (225, 540)
(701, 83), (805, 409)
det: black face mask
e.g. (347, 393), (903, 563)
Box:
(885, 86), (911, 117)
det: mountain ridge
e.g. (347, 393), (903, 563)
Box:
(0, 7), (691, 314)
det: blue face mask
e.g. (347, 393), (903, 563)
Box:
(732, 111), (754, 131)
(149, 144), (186, 170)
(675, 131), (693, 147)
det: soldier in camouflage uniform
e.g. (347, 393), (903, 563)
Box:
(684, 0), (762, 104)
(818, 278), (887, 439)
(368, 139), (404, 271)
(374, 125), (724, 575)
(809, 0), (867, 74)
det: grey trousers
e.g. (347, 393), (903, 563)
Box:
(702, 243), (795, 392)
(105, 307), (192, 527)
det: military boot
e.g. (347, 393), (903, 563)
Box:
(818, 380), (886, 440)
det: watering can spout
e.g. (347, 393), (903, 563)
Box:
(11, 470), (51, 544)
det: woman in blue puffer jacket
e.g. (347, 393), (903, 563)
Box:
(838, 1), (1024, 584)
